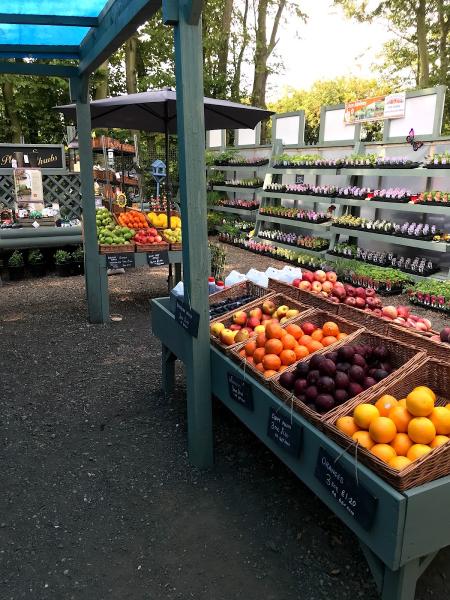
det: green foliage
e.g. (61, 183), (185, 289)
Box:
(54, 250), (72, 265)
(209, 242), (227, 280)
(71, 246), (84, 262)
(8, 250), (24, 267)
(28, 249), (44, 265)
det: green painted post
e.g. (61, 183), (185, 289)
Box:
(166, 0), (213, 467)
(70, 76), (109, 324)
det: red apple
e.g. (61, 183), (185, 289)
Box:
(322, 281), (334, 293)
(261, 314), (272, 322)
(365, 288), (376, 297)
(355, 287), (366, 298)
(220, 328), (237, 346)
(314, 269), (327, 283)
(299, 280), (312, 291)
(311, 281), (322, 293)
(344, 297), (356, 306)
(249, 307), (263, 320)
(292, 278), (302, 288)
(373, 308), (382, 317)
(247, 317), (261, 329)
(233, 311), (247, 325)
(262, 300), (276, 315)
(355, 297), (366, 309)
(302, 271), (314, 283)
(382, 306), (398, 319)
(397, 305), (410, 319)
(414, 322), (428, 332)
(326, 271), (337, 283)
(302, 322), (316, 335)
(229, 324), (242, 331)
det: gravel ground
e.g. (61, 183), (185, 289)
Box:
(1, 243), (449, 600)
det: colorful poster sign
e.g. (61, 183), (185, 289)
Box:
(14, 168), (44, 209)
(344, 92), (406, 124)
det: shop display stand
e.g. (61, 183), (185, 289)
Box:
(151, 296), (450, 600)
(207, 164), (264, 221)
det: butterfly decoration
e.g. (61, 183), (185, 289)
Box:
(406, 128), (424, 151)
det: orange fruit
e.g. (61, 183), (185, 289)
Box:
(388, 406), (412, 433)
(389, 456), (412, 471)
(262, 354), (281, 372)
(255, 333), (267, 348)
(337, 333), (348, 340)
(398, 398), (407, 407)
(322, 321), (339, 337)
(239, 348), (246, 357)
(280, 349), (297, 366)
(352, 430), (375, 450)
(371, 444), (397, 463)
(265, 338), (283, 355)
(406, 389), (434, 417)
(311, 329), (323, 342)
(299, 334), (313, 348)
(278, 365), (288, 372)
(353, 404), (380, 430)
(308, 340), (324, 353)
(430, 435), (449, 448)
(285, 323), (303, 339)
(322, 336), (338, 347)
(280, 329), (287, 337)
(336, 416), (359, 437)
(408, 417), (436, 444)
(266, 323), (283, 339)
(253, 347), (266, 364)
(429, 407), (450, 435)
(390, 433), (413, 456)
(264, 369), (277, 378)
(413, 386), (436, 402)
(407, 444), (432, 461)
(369, 417), (397, 444)
(375, 395), (398, 417)
(246, 356), (254, 365)
(282, 333), (297, 350)
(244, 340), (256, 356)
(446, 403), (450, 411)
(255, 362), (265, 373)
(294, 345), (309, 360)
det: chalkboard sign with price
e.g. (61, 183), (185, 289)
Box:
(315, 447), (377, 530)
(267, 407), (302, 456)
(105, 253), (135, 269)
(147, 250), (169, 267)
(295, 174), (304, 184)
(227, 373), (253, 411)
(175, 299), (200, 337)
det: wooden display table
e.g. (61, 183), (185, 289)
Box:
(151, 295), (450, 600)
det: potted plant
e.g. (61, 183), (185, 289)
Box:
(54, 249), (73, 277)
(71, 246), (84, 275)
(8, 250), (25, 281)
(28, 249), (46, 277)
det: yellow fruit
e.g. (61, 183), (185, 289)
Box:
(407, 444), (432, 461)
(407, 417), (436, 444)
(371, 444), (397, 463)
(406, 389), (434, 417)
(446, 403), (450, 411)
(389, 456), (412, 471)
(412, 386), (436, 402)
(369, 417), (397, 444)
(352, 430), (374, 450)
(429, 407), (450, 435)
(375, 395), (398, 417)
(398, 399), (407, 407)
(336, 416), (359, 437)
(430, 435), (449, 448)
(353, 404), (380, 430)
(390, 433), (413, 456)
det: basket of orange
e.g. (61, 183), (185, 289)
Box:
(325, 359), (450, 490)
(116, 209), (150, 230)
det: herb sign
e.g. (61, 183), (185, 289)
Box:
(227, 373), (253, 411)
(106, 253), (135, 269)
(175, 299), (200, 337)
(267, 407), (302, 456)
(315, 448), (377, 530)
(147, 250), (169, 267)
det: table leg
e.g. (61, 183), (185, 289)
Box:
(97, 255), (110, 324)
(174, 262), (182, 284)
(162, 344), (176, 395)
(381, 560), (419, 600)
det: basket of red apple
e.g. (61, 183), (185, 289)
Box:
(133, 227), (169, 252)
(271, 331), (426, 429)
(209, 294), (312, 352)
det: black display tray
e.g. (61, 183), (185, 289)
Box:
(214, 160), (269, 167)
(329, 250), (439, 278)
(426, 164), (450, 169)
(333, 224), (436, 241)
(371, 197), (412, 204)
(259, 212), (330, 224)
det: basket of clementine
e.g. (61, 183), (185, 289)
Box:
(325, 358), (450, 490)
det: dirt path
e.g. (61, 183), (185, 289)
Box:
(1, 247), (449, 600)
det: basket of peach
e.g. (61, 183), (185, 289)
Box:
(326, 358), (450, 490)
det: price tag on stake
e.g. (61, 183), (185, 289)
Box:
(315, 447), (377, 530)
(227, 372), (253, 411)
(267, 407), (302, 456)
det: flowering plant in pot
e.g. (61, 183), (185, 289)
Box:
(28, 249), (46, 277)
(54, 249), (73, 277)
(8, 250), (25, 281)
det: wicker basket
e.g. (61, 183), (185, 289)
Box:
(337, 304), (390, 335)
(324, 359), (450, 491)
(210, 293), (310, 353)
(271, 330), (426, 430)
(387, 323), (450, 364)
(209, 280), (272, 304)
(170, 243), (182, 251)
(99, 243), (135, 254)
(268, 278), (302, 301)
(135, 242), (169, 253)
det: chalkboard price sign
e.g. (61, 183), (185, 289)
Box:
(106, 253), (135, 269)
(227, 372), (253, 411)
(267, 407), (302, 456)
(175, 299), (200, 337)
(147, 250), (169, 267)
(315, 447), (377, 530)
(295, 174), (304, 184)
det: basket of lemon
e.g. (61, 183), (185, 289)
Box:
(147, 211), (180, 230)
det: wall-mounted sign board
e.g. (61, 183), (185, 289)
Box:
(0, 144), (65, 171)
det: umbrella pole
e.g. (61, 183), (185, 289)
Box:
(165, 119), (173, 290)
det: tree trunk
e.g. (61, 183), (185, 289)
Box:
(125, 35), (139, 94)
(1, 78), (22, 142)
(216, 0), (234, 96)
(230, 0), (249, 101)
(94, 61), (109, 100)
(437, 0), (450, 83)
(251, 0), (269, 108)
(416, 0), (430, 87)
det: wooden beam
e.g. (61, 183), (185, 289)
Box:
(79, 0), (161, 74)
(0, 14), (98, 27)
(0, 45), (79, 59)
(0, 62), (79, 78)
